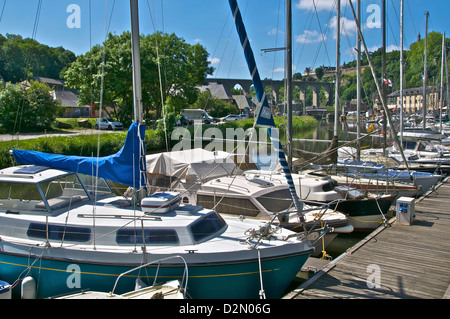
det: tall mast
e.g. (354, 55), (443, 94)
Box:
(382, 0), (387, 156)
(129, 0), (147, 198)
(440, 32), (445, 132)
(422, 11), (429, 130)
(130, 0), (143, 123)
(286, 0), (293, 169)
(400, 0), (404, 146)
(356, 0), (361, 161)
(334, 0), (340, 138)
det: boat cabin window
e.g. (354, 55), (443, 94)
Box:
(190, 211), (227, 242)
(256, 189), (293, 213)
(322, 181), (338, 192)
(27, 223), (91, 242)
(197, 194), (260, 217)
(39, 174), (89, 210)
(0, 182), (45, 212)
(116, 229), (179, 245)
(403, 141), (417, 150)
(77, 174), (112, 197)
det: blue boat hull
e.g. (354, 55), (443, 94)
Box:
(0, 250), (311, 299)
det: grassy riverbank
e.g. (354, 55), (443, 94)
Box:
(0, 115), (317, 170)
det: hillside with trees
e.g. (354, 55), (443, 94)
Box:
(0, 34), (76, 82)
(335, 31), (448, 107)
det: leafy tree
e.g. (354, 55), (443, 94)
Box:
(0, 34), (76, 82)
(192, 90), (237, 118)
(315, 67), (324, 80)
(0, 81), (60, 133)
(293, 72), (302, 80)
(64, 31), (213, 124)
(405, 31), (448, 88)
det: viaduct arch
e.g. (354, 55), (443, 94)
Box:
(205, 78), (334, 108)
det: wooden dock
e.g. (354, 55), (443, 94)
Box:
(285, 178), (450, 299)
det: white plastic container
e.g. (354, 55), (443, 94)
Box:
(141, 192), (181, 213)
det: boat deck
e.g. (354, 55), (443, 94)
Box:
(285, 177), (450, 299)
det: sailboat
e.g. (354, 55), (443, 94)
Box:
(0, 0), (314, 299)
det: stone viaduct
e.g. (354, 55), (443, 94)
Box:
(205, 78), (334, 108)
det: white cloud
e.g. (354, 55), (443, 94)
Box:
(386, 44), (401, 52)
(268, 27), (283, 36)
(208, 57), (220, 64)
(273, 67), (285, 73)
(295, 0), (336, 11)
(367, 44), (403, 53)
(296, 0), (358, 11)
(273, 65), (297, 73)
(295, 29), (324, 44)
(328, 15), (357, 39)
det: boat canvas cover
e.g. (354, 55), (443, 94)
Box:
(145, 149), (241, 182)
(12, 123), (147, 189)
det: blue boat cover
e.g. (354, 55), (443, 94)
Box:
(12, 123), (147, 189)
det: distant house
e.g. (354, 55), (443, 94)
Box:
(387, 85), (445, 114)
(31, 76), (65, 90)
(198, 82), (235, 104)
(21, 76), (90, 118)
(232, 95), (251, 116)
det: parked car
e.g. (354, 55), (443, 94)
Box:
(176, 114), (194, 126)
(220, 114), (240, 122)
(95, 118), (123, 130)
(181, 109), (218, 124)
(238, 114), (249, 119)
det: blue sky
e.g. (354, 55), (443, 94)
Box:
(0, 0), (448, 81)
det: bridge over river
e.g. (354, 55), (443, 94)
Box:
(205, 78), (334, 108)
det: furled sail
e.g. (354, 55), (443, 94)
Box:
(228, 0), (304, 218)
(12, 122), (147, 189)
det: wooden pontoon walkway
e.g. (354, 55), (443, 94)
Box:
(285, 178), (450, 299)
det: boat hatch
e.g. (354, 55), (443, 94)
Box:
(14, 166), (49, 175)
(248, 178), (274, 187)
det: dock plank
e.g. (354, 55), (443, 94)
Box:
(285, 178), (450, 299)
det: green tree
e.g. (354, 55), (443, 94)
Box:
(192, 90), (237, 118)
(315, 67), (324, 80)
(405, 31), (448, 88)
(0, 34), (76, 82)
(293, 72), (302, 80)
(0, 81), (60, 133)
(64, 31), (213, 124)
